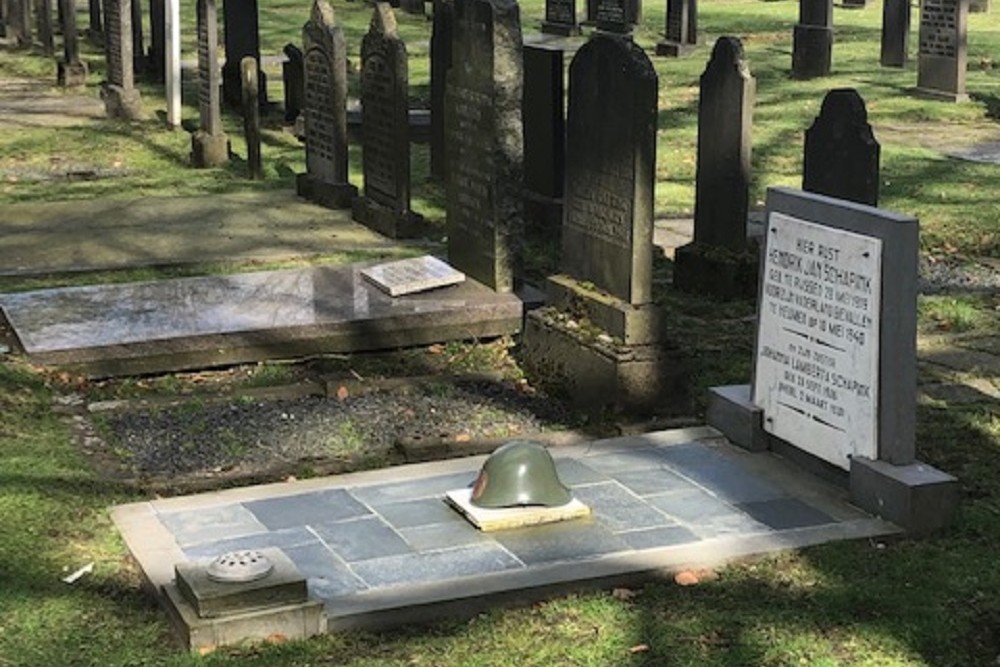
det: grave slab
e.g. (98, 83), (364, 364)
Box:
(112, 427), (902, 644)
(0, 262), (522, 377)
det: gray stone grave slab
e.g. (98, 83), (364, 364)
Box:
(673, 36), (757, 299)
(570, 482), (675, 531)
(792, 0), (833, 79)
(492, 520), (629, 565)
(373, 497), (465, 529)
(352, 3), (426, 238)
(398, 520), (493, 551)
(244, 488), (371, 530)
(802, 88), (880, 206)
(101, 0), (144, 118)
(282, 542), (368, 598)
(881, 0), (911, 67)
(917, 0), (968, 101)
(444, 0), (524, 292)
(737, 498), (834, 530)
(619, 524), (699, 549)
(158, 504), (269, 547)
(182, 527), (319, 560)
(312, 516), (412, 562)
(190, 0), (228, 168)
(352, 543), (522, 587)
(656, 0), (697, 57)
(296, 0), (358, 209)
(221, 0), (265, 108)
(57, 0), (88, 87)
(0, 263), (523, 377)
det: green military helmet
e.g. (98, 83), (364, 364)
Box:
(470, 440), (572, 508)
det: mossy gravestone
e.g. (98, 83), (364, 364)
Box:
(296, 0), (358, 209)
(352, 3), (425, 238)
(674, 36), (757, 299)
(444, 0), (523, 292)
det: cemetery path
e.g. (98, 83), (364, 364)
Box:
(0, 77), (104, 129)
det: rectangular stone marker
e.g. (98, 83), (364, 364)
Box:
(444, 0), (524, 293)
(190, 0), (228, 167)
(35, 0), (54, 56)
(242, 56), (262, 180)
(221, 0), (265, 108)
(881, 0), (911, 67)
(917, 0), (968, 101)
(58, 0), (88, 86)
(352, 2), (425, 238)
(754, 211), (882, 469)
(102, 0), (144, 119)
(792, 0), (833, 79)
(541, 0), (580, 36)
(295, 0), (358, 209)
(802, 88), (880, 206)
(656, 0), (697, 57)
(429, 0), (453, 181)
(523, 43), (565, 233)
(8, 0), (32, 49)
(360, 255), (465, 297)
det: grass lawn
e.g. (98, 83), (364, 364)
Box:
(1, 0), (1000, 665)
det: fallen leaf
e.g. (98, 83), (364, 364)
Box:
(285, 475), (297, 483)
(674, 570), (700, 586)
(427, 343), (445, 354)
(336, 385), (349, 401)
(454, 433), (471, 443)
(197, 645), (217, 656)
(265, 633), (288, 644)
(629, 644), (650, 653)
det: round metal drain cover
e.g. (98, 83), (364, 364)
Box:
(206, 550), (274, 583)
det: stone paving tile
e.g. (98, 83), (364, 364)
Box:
(350, 543), (522, 588)
(618, 525), (700, 550)
(244, 488), (371, 530)
(182, 526), (318, 561)
(157, 504), (267, 547)
(609, 467), (694, 497)
(570, 482), (675, 532)
(655, 444), (785, 503)
(578, 447), (675, 474)
(349, 472), (475, 506)
(399, 520), (493, 552)
(645, 487), (746, 524)
(372, 497), (465, 529)
(690, 513), (770, 539)
(737, 498), (835, 530)
(312, 515), (412, 563)
(554, 458), (611, 486)
(492, 519), (630, 566)
(282, 542), (368, 598)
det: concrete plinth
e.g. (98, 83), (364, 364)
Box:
(850, 457), (959, 537)
(706, 384), (766, 452)
(191, 131), (230, 168)
(296, 173), (358, 210)
(545, 274), (666, 346)
(57, 61), (88, 87)
(101, 84), (144, 120)
(351, 196), (427, 240)
(672, 242), (759, 300)
(655, 40), (694, 57)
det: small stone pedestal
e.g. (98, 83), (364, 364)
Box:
(351, 196), (426, 239)
(792, 24), (832, 79)
(58, 61), (88, 87)
(163, 548), (324, 651)
(296, 173), (358, 210)
(191, 130), (230, 168)
(101, 83), (144, 120)
(672, 242), (758, 300)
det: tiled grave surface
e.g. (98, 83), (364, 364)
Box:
(0, 263), (521, 376)
(112, 427), (901, 632)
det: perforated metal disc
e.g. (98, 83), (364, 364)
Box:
(205, 550), (274, 583)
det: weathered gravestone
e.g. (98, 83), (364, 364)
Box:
(222, 0), (266, 108)
(429, 0), (453, 181)
(148, 0), (166, 81)
(282, 43), (304, 123)
(541, 0), (580, 36)
(674, 36), (757, 299)
(352, 3), (425, 238)
(8, 0), (31, 49)
(190, 0), (229, 168)
(917, 0), (968, 102)
(34, 0), (54, 56)
(707, 187), (959, 536)
(101, 0), (144, 119)
(655, 0), (697, 57)
(444, 0), (523, 292)
(881, 0), (911, 67)
(802, 89), (880, 207)
(295, 0), (358, 209)
(522, 32), (678, 413)
(57, 0), (88, 86)
(792, 0), (833, 79)
(522, 43), (566, 238)
(243, 57), (262, 180)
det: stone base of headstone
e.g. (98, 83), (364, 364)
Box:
(850, 457), (960, 537)
(57, 60), (88, 87)
(163, 547), (325, 651)
(351, 196), (427, 239)
(523, 191), (563, 242)
(672, 241), (759, 300)
(913, 85), (969, 104)
(540, 21), (581, 36)
(545, 274), (666, 345)
(791, 24), (833, 79)
(521, 308), (685, 415)
(655, 40), (695, 57)
(706, 384), (767, 452)
(191, 131), (231, 168)
(101, 84), (144, 120)
(296, 173), (358, 210)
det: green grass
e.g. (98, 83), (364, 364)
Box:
(2, 0), (1000, 665)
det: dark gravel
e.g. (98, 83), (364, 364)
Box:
(920, 255), (1000, 295)
(99, 379), (580, 477)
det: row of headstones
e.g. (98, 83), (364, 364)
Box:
(1, 0), (89, 86)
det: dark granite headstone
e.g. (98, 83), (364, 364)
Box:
(802, 89), (880, 206)
(295, 0), (358, 209)
(541, 0), (580, 36)
(130, 0), (144, 73)
(674, 36), (757, 298)
(656, 0), (697, 57)
(191, 0), (229, 168)
(444, 0), (524, 293)
(880, 0), (910, 67)
(222, 0), (266, 108)
(101, 0), (144, 119)
(242, 57), (263, 180)
(562, 32), (656, 305)
(57, 0), (88, 86)
(282, 43), (304, 123)
(917, 0), (968, 101)
(8, 0), (31, 49)
(791, 0), (833, 79)
(148, 0), (166, 81)
(352, 3), (425, 238)
(523, 43), (565, 235)
(592, 0), (634, 33)
(88, 0), (102, 40)
(429, 0), (454, 181)
(35, 0), (54, 55)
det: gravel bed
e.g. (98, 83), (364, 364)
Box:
(920, 255), (1000, 295)
(99, 379), (579, 477)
